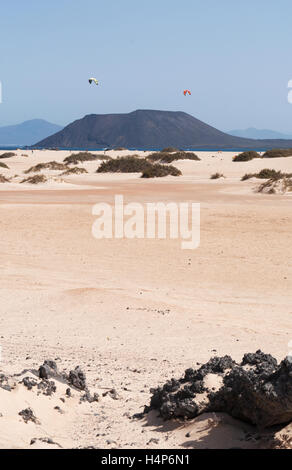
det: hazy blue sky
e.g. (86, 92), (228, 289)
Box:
(1, 0), (292, 132)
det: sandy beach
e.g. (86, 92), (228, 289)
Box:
(0, 149), (291, 449)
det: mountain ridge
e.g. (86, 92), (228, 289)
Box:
(0, 119), (62, 146)
(33, 110), (292, 150)
(228, 127), (292, 140)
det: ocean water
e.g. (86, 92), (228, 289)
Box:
(0, 146), (21, 150)
(0, 146), (274, 152)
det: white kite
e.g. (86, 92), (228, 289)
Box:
(88, 77), (99, 85)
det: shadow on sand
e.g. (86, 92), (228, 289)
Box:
(140, 410), (262, 449)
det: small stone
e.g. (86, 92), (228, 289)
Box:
(106, 439), (117, 445)
(102, 388), (119, 400)
(19, 407), (39, 424)
(147, 438), (159, 445)
(54, 406), (64, 414)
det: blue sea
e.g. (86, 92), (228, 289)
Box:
(0, 145), (274, 152)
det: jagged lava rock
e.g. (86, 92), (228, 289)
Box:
(146, 350), (292, 428)
(38, 360), (58, 379)
(68, 366), (87, 391)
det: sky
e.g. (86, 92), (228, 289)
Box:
(1, 0), (292, 132)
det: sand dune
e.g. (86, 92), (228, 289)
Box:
(0, 149), (291, 448)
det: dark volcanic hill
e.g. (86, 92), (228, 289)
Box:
(34, 110), (292, 150)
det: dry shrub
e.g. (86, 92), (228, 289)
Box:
(263, 148), (292, 158)
(160, 147), (180, 153)
(210, 172), (224, 179)
(257, 177), (292, 194)
(0, 152), (15, 159)
(21, 174), (48, 184)
(141, 164), (181, 178)
(96, 156), (182, 178)
(242, 169), (292, 181)
(61, 167), (88, 175)
(97, 156), (152, 173)
(24, 161), (67, 174)
(233, 151), (261, 162)
(64, 152), (111, 165)
(147, 151), (200, 163)
(0, 174), (10, 183)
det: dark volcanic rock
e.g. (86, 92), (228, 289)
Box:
(80, 391), (99, 403)
(0, 374), (13, 391)
(37, 379), (57, 396)
(19, 407), (39, 424)
(30, 437), (62, 448)
(22, 376), (38, 390)
(145, 351), (292, 428)
(68, 366), (87, 390)
(22, 375), (56, 396)
(38, 360), (58, 379)
(102, 388), (119, 400)
(241, 350), (277, 378)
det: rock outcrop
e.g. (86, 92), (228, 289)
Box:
(145, 351), (292, 428)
